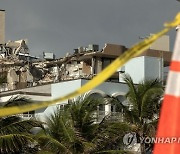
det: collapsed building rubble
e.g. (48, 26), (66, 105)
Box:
(0, 39), (172, 92)
(0, 41), (127, 91)
(0, 39), (38, 91)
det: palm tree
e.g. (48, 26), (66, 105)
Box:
(37, 97), (132, 154)
(0, 96), (33, 107)
(0, 95), (44, 153)
(0, 75), (45, 153)
(119, 74), (164, 153)
(0, 115), (43, 153)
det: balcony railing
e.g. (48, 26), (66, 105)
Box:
(95, 111), (124, 122)
(18, 113), (35, 119)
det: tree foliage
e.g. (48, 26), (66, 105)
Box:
(37, 97), (131, 154)
(121, 74), (164, 153)
(0, 96), (43, 153)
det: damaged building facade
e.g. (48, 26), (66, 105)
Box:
(0, 41), (171, 91)
(0, 39), (39, 91)
(0, 10), (172, 121)
(0, 40), (172, 121)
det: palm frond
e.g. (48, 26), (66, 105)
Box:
(140, 85), (163, 120)
(40, 96), (133, 153)
(37, 135), (70, 154)
(68, 97), (103, 140)
(123, 74), (140, 116)
(0, 134), (36, 153)
(45, 108), (75, 144)
(0, 118), (44, 135)
(0, 116), (21, 127)
(123, 75), (163, 125)
(93, 122), (131, 152)
(3, 96), (33, 107)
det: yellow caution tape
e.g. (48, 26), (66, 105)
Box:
(1, 13), (180, 117)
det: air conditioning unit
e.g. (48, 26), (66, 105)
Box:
(78, 47), (84, 53)
(43, 52), (55, 60)
(88, 44), (99, 51)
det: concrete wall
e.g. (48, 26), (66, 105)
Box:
(102, 44), (126, 56)
(144, 57), (162, 80)
(51, 79), (81, 101)
(0, 84), (51, 103)
(0, 10), (5, 44)
(20, 84), (51, 94)
(95, 57), (102, 74)
(0, 79), (129, 121)
(119, 57), (145, 84)
(150, 35), (169, 51)
(81, 79), (128, 96)
(41, 79), (129, 119)
(43, 80), (82, 118)
(140, 49), (171, 66)
(82, 61), (91, 75)
(119, 56), (162, 84)
(42, 80), (82, 118)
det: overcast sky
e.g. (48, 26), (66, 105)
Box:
(1, 0), (180, 58)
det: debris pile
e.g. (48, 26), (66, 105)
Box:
(0, 42), (126, 92)
(1, 40), (170, 92)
